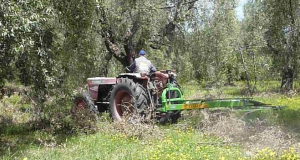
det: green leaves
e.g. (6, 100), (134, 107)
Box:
(2, 0), (300, 104)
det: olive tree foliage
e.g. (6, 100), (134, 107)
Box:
(0, 0), (57, 102)
(95, 0), (201, 77)
(2, 0), (299, 107)
(188, 0), (239, 85)
(240, 0), (300, 92)
(0, 0), (201, 99)
(95, 0), (162, 74)
(0, 0), (201, 100)
(52, 0), (105, 84)
(237, 1), (272, 94)
(0, 0), (108, 89)
(262, 0), (300, 91)
(0, 0), (110, 118)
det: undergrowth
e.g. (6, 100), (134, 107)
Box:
(1, 81), (300, 159)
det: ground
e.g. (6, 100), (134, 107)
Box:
(1, 81), (300, 160)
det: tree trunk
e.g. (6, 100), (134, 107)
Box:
(281, 67), (294, 92)
(100, 53), (112, 77)
(226, 66), (233, 85)
(238, 48), (251, 93)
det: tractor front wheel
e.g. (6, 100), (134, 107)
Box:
(72, 92), (98, 123)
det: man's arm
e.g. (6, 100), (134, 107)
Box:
(129, 61), (136, 73)
(150, 64), (156, 72)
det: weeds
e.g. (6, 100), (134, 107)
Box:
(1, 81), (300, 159)
(100, 102), (161, 140)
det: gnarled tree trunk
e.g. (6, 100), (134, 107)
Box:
(281, 67), (294, 92)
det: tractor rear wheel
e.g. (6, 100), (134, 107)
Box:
(109, 78), (150, 121)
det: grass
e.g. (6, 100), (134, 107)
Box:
(9, 127), (242, 160)
(1, 81), (300, 159)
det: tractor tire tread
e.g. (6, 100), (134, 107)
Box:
(109, 77), (150, 120)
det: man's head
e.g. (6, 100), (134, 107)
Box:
(139, 50), (146, 56)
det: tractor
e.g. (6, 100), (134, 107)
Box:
(73, 70), (182, 124)
(73, 70), (281, 124)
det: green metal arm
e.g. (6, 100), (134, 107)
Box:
(158, 83), (283, 112)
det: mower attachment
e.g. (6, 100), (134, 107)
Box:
(158, 84), (283, 112)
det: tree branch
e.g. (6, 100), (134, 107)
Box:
(96, 4), (130, 67)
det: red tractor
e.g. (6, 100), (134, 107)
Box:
(73, 70), (182, 124)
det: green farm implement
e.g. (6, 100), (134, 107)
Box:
(160, 84), (278, 112)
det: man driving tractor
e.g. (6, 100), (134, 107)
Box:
(129, 50), (156, 74)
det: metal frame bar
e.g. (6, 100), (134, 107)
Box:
(158, 83), (281, 112)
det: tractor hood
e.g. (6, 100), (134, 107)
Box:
(87, 77), (117, 85)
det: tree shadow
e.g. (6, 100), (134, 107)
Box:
(0, 116), (74, 158)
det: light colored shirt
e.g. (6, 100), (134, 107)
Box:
(129, 56), (156, 74)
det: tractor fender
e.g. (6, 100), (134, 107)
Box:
(117, 73), (143, 78)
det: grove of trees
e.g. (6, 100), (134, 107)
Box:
(1, 0), (300, 105)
